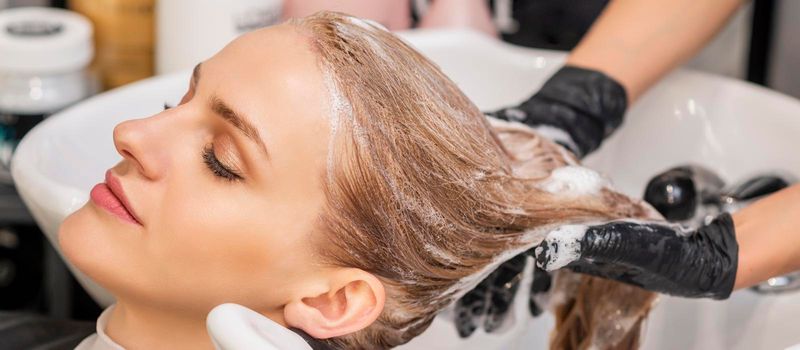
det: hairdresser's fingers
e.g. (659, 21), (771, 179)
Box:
(528, 265), (551, 317)
(532, 214), (738, 299)
(483, 254), (526, 331)
(486, 66), (627, 158)
(454, 254), (531, 338)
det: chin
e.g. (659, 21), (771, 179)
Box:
(59, 204), (133, 294)
(60, 205), (103, 275)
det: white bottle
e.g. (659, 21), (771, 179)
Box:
(156, 0), (283, 75)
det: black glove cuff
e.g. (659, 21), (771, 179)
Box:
(701, 212), (739, 299)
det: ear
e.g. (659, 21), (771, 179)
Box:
(283, 268), (385, 339)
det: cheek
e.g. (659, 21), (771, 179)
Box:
(145, 187), (314, 306)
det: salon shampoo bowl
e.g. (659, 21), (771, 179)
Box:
(12, 30), (800, 349)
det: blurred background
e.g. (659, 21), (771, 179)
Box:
(0, 0), (795, 323)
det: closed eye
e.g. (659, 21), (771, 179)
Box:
(203, 144), (243, 182)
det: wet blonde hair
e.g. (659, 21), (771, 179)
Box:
(292, 12), (656, 349)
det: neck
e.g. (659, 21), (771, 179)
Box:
(105, 300), (215, 350)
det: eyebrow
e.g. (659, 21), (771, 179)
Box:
(192, 63), (270, 160)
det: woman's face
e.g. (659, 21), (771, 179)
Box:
(59, 24), (332, 317)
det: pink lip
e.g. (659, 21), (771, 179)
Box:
(89, 170), (143, 226)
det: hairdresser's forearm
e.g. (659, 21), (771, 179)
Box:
(732, 184), (800, 289)
(566, 0), (744, 103)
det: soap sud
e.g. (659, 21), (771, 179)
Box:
(424, 243), (459, 266)
(557, 146), (579, 165)
(539, 165), (609, 196)
(334, 17), (390, 63)
(379, 166), (451, 231)
(320, 13), (396, 182)
(344, 15), (389, 32)
(617, 218), (695, 237)
(503, 107), (527, 122)
(506, 206), (527, 215)
(487, 116), (529, 132)
(487, 117), (579, 165)
(322, 66), (354, 185)
(533, 125), (579, 157)
(535, 225), (588, 271)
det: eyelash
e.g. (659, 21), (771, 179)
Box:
(163, 103), (243, 182)
(203, 144), (243, 182)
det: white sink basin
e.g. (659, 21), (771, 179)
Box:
(12, 29), (800, 349)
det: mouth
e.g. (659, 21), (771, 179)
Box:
(89, 170), (143, 226)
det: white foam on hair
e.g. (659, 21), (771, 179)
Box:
(539, 165), (609, 196)
(535, 225), (588, 271)
(344, 15), (389, 32)
(556, 143), (579, 166)
(486, 116), (525, 130)
(391, 183), (451, 231)
(334, 16), (390, 63)
(532, 125), (579, 156)
(322, 67), (352, 184)
(487, 116), (579, 166)
(617, 218), (695, 237)
(424, 243), (459, 265)
(506, 206), (527, 215)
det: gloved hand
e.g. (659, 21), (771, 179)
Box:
(487, 65), (628, 158)
(453, 255), (553, 338)
(453, 254), (526, 337)
(453, 212), (738, 338)
(532, 213), (739, 299)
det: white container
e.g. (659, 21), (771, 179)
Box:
(156, 0), (283, 74)
(0, 7), (94, 182)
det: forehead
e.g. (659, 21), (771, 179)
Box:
(203, 23), (333, 183)
(205, 24), (321, 93)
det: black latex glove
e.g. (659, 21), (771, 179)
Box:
(532, 213), (739, 299)
(454, 255), (526, 337)
(453, 214), (737, 338)
(453, 255), (551, 338)
(487, 65), (628, 158)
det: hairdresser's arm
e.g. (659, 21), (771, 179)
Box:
(533, 184), (800, 299)
(732, 183), (800, 289)
(568, 0), (744, 102)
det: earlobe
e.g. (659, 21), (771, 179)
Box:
(284, 269), (385, 339)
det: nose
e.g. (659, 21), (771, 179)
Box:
(113, 115), (168, 180)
